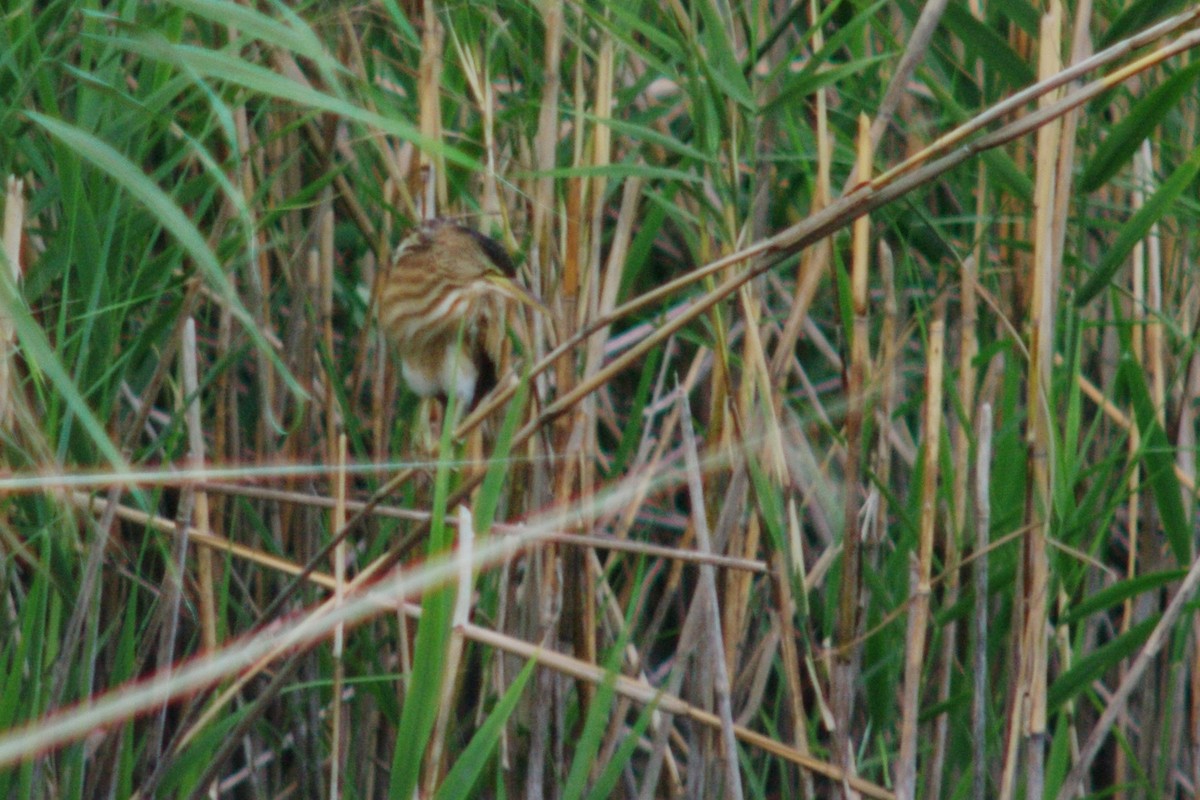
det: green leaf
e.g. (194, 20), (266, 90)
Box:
(525, 162), (701, 183)
(474, 372), (528, 535)
(1100, 0), (1189, 48)
(1076, 142), (1200, 307)
(1061, 569), (1187, 625)
(162, 0), (333, 69)
(1047, 616), (1157, 710)
(562, 663), (621, 800)
(1079, 61), (1200, 194)
(763, 54), (893, 115)
(583, 692), (661, 800)
(0, 265), (127, 471)
(942, 3), (1035, 91)
(434, 657), (537, 800)
(25, 112), (306, 400)
(695, 0), (755, 110)
(1116, 351), (1191, 565)
(388, 404), (461, 799)
(110, 34), (477, 171)
(587, 113), (713, 164)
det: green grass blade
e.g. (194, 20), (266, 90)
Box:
(1079, 61), (1200, 194)
(434, 657), (537, 800)
(1076, 142), (1200, 307)
(1100, 0), (1189, 47)
(110, 34), (477, 171)
(388, 396), (461, 798)
(1047, 616), (1157, 710)
(1061, 569), (1187, 626)
(1116, 350), (1191, 565)
(25, 112), (306, 400)
(474, 372), (529, 535)
(562, 659), (621, 800)
(0, 265), (126, 470)
(583, 692), (661, 800)
(943, 3), (1035, 90)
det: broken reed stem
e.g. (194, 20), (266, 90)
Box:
(896, 297), (946, 800)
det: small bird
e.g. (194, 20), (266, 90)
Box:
(376, 219), (541, 412)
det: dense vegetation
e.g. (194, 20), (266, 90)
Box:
(2, 1), (1200, 798)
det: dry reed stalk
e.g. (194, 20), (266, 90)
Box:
(183, 317), (218, 654)
(1052, 1), (1092, 278)
(416, 1), (445, 215)
(873, 242), (898, 539)
(680, 389), (745, 800)
(772, 544), (816, 799)
(446, 27), (501, 229)
(40, 495), (900, 800)
(1005, 9), (1062, 800)
(210, 93), (244, 485)
(562, 21), (617, 708)
(869, 0), (948, 151)
(0, 176), (22, 430)
(963, 32), (988, 800)
(867, 245), (899, 792)
(330, 434), (347, 799)
(730, 255), (787, 684)
(832, 112), (873, 783)
(589, 545), (684, 793)
(149, 319), (203, 769)
(972, 404), (993, 800)
(895, 296), (945, 800)
(524, 4), (565, 793)
(930, 247), (975, 796)
(1139, 139), (1167, 423)
(73, 492), (337, 588)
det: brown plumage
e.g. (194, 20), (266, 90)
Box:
(376, 219), (538, 411)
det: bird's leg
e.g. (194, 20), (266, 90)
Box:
(413, 396), (443, 456)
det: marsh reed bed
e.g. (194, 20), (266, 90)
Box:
(2, 2), (1200, 798)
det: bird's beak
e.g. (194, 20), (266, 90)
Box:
(485, 274), (552, 317)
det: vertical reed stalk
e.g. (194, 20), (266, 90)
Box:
(330, 434), (347, 800)
(1011, 7), (1062, 799)
(896, 297), (946, 800)
(527, 3), (565, 793)
(930, 254), (976, 797)
(680, 389), (745, 800)
(833, 112), (872, 783)
(416, 0), (445, 215)
(973, 404), (993, 800)
(0, 176), (22, 430)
